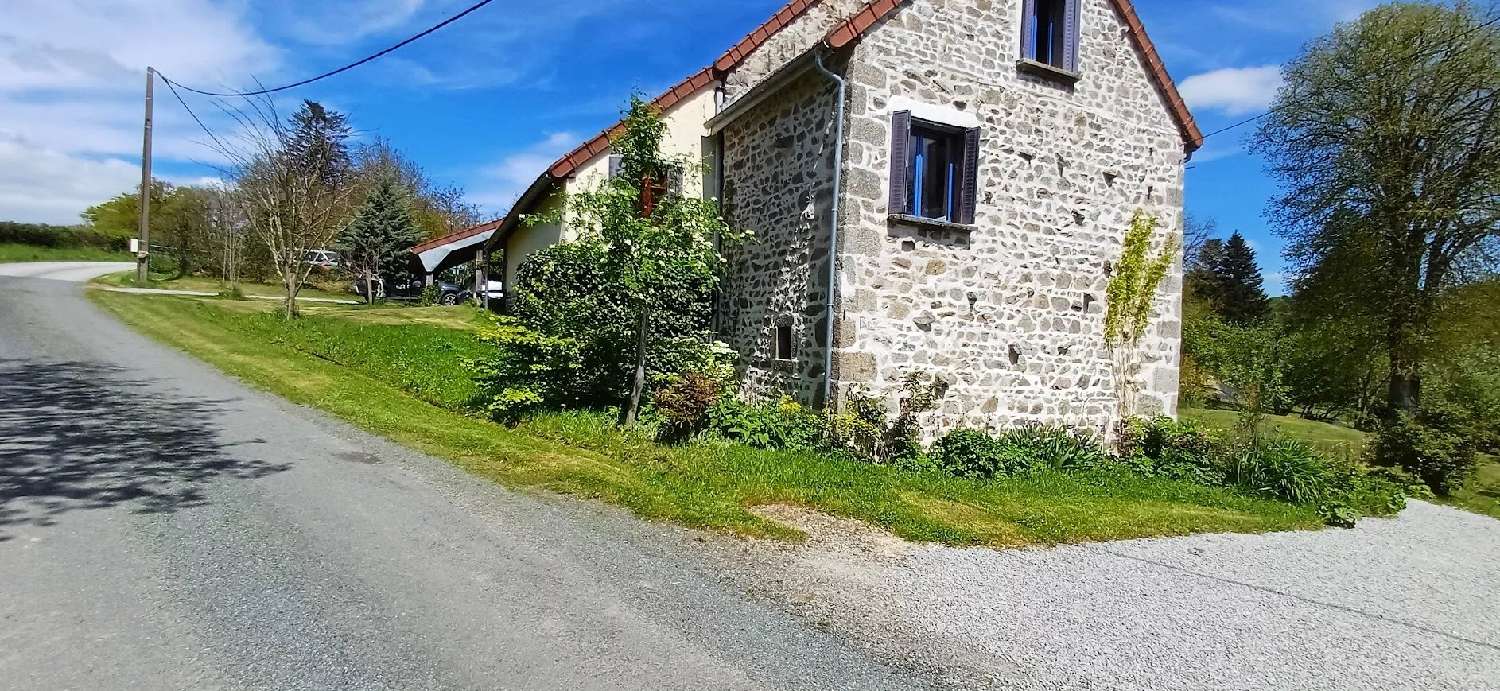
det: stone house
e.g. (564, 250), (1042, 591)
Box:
(484, 0), (1202, 437)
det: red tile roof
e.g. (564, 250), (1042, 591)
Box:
(412, 217), (502, 254)
(484, 0), (1202, 250)
(546, 68), (716, 179)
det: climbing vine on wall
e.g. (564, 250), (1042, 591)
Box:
(1107, 210), (1178, 425)
(1107, 211), (1177, 346)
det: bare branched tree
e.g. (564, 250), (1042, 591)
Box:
(212, 95), (356, 317)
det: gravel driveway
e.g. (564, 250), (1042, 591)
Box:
(713, 502), (1500, 690)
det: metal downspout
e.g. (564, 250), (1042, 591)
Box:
(811, 50), (845, 409)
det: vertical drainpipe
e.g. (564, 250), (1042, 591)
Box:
(811, 49), (846, 410)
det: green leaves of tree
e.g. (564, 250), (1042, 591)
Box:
(1106, 211), (1177, 347)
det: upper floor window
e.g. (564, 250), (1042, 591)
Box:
(1022, 0), (1079, 73)
(889, 111), (980, 225)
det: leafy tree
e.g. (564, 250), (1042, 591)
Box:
(1253, 2), (1500, 415)
(82, 180), (174, 240)
(352, 139), (481, 241)
(1187, 318), (1289, 443)
(338, 176), (423, 304)
(546, 96), (744, 425)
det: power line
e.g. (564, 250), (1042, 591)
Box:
(1194, 11), (1500, 147)
(158, 70), (233, 158)
(158, 0), (498, 97)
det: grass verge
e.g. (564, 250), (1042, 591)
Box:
(0, 243), (131, 263)
(94, 271), (354, 302)
(92, 291), (1325, 546)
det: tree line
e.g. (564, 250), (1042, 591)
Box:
(1185, 1), (1499, 495)
(67, 99), (483, 312)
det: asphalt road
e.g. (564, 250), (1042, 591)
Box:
(0, 263), (925, 690)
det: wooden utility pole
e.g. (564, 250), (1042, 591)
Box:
(136, 67), (155, 287)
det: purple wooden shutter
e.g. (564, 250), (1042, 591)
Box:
(1063, 0), (1080, 72)
(889, 111), (912, 215)
(958, 127), (981, 224)
(1021, 0), (1038, 60)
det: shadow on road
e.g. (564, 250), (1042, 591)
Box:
(0, 358), (288, 540)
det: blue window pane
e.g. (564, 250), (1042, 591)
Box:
(908, 126), (959, 221)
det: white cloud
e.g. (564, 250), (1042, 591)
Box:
(1180, 65), (1284, 116)
(0, 134), (139, 224)
(468, 132), (579, 212)
(0, 0), (278, 93)
(281, 0), (429, 47)
(0, 0), (275, 222)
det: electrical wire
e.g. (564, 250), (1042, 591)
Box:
(157, 0), (498, 97)
(158, 73), (233, 158)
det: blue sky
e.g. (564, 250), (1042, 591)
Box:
(1, 0), (1383, 291)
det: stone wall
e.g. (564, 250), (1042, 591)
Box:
(830, 0), (1189, 439)
(718, 70), (841, 406)
(722, 0), (870, 103)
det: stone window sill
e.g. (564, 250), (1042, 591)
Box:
(767, 358), (797, 371)
(889, 214), (976, 233)
(1016, 59), (1081, 85)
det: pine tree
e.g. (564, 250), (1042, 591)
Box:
(289, 100), (352, 189)
(1212, 232), (1270, 324)
(338, 177), (421, 304)
(1186, 237), (1227, 308)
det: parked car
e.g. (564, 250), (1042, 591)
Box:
(458, 278), (503, 305)
(352, 277), (462, 305)
(304, 249), (340, 270)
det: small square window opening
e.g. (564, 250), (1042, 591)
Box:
(774, 324), (794, 361)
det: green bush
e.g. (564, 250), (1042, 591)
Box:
(1118, 416), (1226, 485)
(0, 221), (127, 250)
(1425, 345), (1500, 454)
(653, 372), (722, 443)
(1369, 407), (1477, 496)
(932, 429), (1028, 478)
(706, 396), (826, 452)
(826, 375), (948, 463)
(994, 424), (1111, 472)
(468, 316), (584, 422)
(1231, 437), (1335, 505)
(509, 240), (715, 409)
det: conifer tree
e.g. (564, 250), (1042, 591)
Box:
(338, 177), (421, 304)
(1213, 232), (1270, 324)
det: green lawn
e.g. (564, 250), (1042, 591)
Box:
(1181, 408), (1369, 455)
(95, 271), (354, 302)
(0, 243), (132, 262)
(91, 290), (1326, 547)
(1446, 456), (1500, 520)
